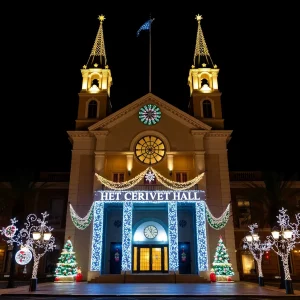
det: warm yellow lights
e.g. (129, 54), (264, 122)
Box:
(43, 232), (52, 241)
(167, 154), (173, 175)
(89, 84), (100, 93)
(127, 154), (133, 174)
(32, 232), (41, 240)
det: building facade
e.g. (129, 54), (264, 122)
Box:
(65, 15), (239, 282)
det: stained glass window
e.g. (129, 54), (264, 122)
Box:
(135, 136), (165, 165)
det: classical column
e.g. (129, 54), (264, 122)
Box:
(168, 201), (179, 272)
(121, 201), (133, 272)
(195, 201), (208, 273)
(90, 201), (105, 272)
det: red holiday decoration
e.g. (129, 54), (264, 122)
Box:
(210, 268), (216, 282)
(76, 267), (83, 282)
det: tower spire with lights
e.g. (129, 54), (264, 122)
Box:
(194, 14), (214, 68)
(86, 15), (107, 68)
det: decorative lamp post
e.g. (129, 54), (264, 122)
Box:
(243, 223), (271, 286)
(266, 208), (300, 295)
(0, 212), (55, 292)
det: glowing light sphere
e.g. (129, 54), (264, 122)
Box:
(15, 248), (32, 265)
(139, 104), (161, 125)
(3, 225), (17, 238)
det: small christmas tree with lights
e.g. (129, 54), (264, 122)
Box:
(55, 237), (78, 282)
(212, 236), (234, 281)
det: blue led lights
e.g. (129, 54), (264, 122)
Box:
(121, 202), (133, 271)
(90, 192), (208, 274)
(195, 201), (208, 271)
(91, 201), (104, 271)
(168, 201), (179, 271)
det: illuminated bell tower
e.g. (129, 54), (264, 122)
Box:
(76, 15), (113, 130)
(188, 15), (224, 129)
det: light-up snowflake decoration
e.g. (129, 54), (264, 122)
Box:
(1, 212), (56, 279)
(145, 171), (155, 182)
(139, 104), (161, 125)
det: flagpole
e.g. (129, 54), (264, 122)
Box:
(149, 14), (152, 93)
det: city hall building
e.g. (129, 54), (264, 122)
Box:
(65, 15), (239, 282)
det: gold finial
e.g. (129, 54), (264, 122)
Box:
(214, 64), (218, 69)
(105, 65), (109, 69)
(83, 65), (87, 69)
(196, 14), (203, 22)
(98, 15), (105, 22)
(191, 65), (195, 69)
(94, 63), (98, 67)
(202, 63), (207, 67)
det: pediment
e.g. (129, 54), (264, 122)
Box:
(88, 93), (211, 131)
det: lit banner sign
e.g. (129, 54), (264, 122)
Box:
(94, 190), (205, 202)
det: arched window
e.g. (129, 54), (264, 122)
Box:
(88, 100), (98, 118)
(91, 78), (99, 87)
(202, 100), (212, 118)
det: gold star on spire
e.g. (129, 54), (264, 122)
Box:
(196, 14), (203, 22)
(98, 15), (105, 22)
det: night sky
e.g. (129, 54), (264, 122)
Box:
(1, 4), (299, 176)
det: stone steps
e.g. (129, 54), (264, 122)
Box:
(90, 273), (209, 284)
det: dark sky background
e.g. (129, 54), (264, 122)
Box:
(1, 4), (299, 177)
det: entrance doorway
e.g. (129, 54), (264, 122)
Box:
(133, 245), (168, 272)
(110, 242), (122, 274)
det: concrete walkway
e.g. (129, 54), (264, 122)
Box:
(0, 281), (300, 297)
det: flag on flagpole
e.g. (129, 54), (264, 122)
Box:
(137, 19), (154, 37)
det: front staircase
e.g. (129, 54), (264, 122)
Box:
(90, 273), (209, 284)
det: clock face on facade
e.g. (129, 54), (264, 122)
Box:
(139, 104), (161, 125)
(144, 225), (158, 239)
(135, 135), (165, 165)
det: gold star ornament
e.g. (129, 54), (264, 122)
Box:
(98, 15), (105, 22)
(196, 14), (203, 21)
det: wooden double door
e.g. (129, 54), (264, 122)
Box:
(133, 245), (168, 273)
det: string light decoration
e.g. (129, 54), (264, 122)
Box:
(0, 212), (55, 279)
(212, 236), (234, 281)
(95, 168), (149, 190)
(69, 203), (94, 230)
(55, 238), (78, 282)
(91, 201), (104, 271)
(121, 202), (133, 272)
(195, 201), (208, 271)
(139, 104), (161, 125)
(168, 201), (179, 271)
(266, 208), (300, 288)
(243, 223), (271, 286)
(15, 247), (32, 265)
(89, 199), (210, 273)
(206, 203), (231, 230)
(95, 167), (204, 191)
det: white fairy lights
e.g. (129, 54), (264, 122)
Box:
(69, 203), (94, 230)
(91, 202), (104, 271)
(121, 202), (133, 271)
(195, 201), (208, 271)
(266, 208), (300, 281)
(168, 201), (179, 271)
(243, 223), (271, 278)
(206, 203), (231, 230)
(0, 212), (55, 279)
(95, 167), (205, 191)
(89, 198), (219, 273)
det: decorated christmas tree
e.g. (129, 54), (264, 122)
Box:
(212, 236), (234, 281)
(55, 237), (78, 282)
